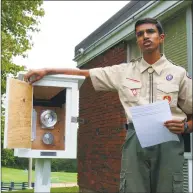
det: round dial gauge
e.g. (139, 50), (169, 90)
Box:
(42, 132), (54, 145)
(40, 110), (57, 128)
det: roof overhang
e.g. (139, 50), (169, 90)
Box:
(74, 0), (191, 68)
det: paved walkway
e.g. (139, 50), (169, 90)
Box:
(51, 182), (78, 187)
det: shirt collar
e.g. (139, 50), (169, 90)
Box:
(139, 54), (168, 75)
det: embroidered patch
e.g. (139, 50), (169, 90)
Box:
(186, 72), (192, 79)
(163, 96), (171, 103)
(166, 74), (173, 81)
(131, 89), (137, 96)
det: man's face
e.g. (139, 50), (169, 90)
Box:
(135, 23), (165, 53)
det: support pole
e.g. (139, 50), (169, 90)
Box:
(28, 158), (33, 188)
(34, 159), (51, 193)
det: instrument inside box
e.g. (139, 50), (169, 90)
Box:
(32, 86), (66, 150)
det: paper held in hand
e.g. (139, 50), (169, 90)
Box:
(129, 100), (179, 148)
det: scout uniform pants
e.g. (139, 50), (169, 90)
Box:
(119, 123), (184, 193)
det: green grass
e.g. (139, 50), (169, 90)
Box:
(2, 167), (77, 183)
(4, 187), (79, 193)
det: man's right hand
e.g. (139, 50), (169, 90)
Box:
(24, 68), (48, 84)
(24, 68), (90, 84)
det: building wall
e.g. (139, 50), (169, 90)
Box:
(162, 9), (188, 70)
(130, 38), (140, 60)
(78, 42), (127, 193)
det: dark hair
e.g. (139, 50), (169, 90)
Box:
(135, 18), (164, 35)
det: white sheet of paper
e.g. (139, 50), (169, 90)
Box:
(129, 100), (179, 148)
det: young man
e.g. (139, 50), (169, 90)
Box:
(24, 18), (192, 192)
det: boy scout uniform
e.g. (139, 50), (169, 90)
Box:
(89, 55), (192, 193)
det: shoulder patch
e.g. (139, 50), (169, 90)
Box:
(130, 58), (135, 62)
(130, 57), (142, 63)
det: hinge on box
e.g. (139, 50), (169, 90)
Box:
(71, 116), (85, 124)
(31, 109), (37, 141)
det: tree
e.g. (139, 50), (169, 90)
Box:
(1, 0), (45, 94)
(1, 0), (45, 167)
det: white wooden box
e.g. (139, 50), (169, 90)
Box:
(4, 71), (85, 159)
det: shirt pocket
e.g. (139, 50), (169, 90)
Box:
(119, 80), (142, 103)
(157, 83), (179, 107)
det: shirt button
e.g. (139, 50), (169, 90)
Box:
(148, 67), (154, 74)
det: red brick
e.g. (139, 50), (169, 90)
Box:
(78, 42), (127, 192)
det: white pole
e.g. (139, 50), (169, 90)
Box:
(34, 159), (51, 193)
(28, 158), (32, 188)
(188, 160), (192, 193)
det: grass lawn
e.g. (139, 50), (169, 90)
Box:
(2, 167), (77, 183)
(4, 187), (79, 193)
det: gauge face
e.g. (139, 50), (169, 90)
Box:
(40, 110), (57, 128)
(42, 132), (54, 145)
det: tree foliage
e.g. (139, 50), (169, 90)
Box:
(1, 0), (45, 94)
(1, 0), (45, 165)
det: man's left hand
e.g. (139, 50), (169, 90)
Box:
(164, 120), (184, 134)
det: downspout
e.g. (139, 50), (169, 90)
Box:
(186, 5), (193, 193)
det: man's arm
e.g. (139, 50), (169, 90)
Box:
(24, 68), (90, 84)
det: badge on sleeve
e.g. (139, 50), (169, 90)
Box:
(131, 89), (137, 96)
(186, 72), (192, 79)
(166, 74), (173, 81)
(163, 96), (171, 103)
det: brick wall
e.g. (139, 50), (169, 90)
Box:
(78, 41), (128, 193)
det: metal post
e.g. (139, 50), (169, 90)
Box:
(188, 159), (192, 192)
(34, 159), (51, 193)
(28, 158), (33, 188)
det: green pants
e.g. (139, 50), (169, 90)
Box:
(120, 123), (184, 193)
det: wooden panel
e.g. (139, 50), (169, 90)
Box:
(6, 78), (32, 149)
(32, 106), (65, 150)
(33, 86), (64, 100)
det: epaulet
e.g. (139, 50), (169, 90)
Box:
(168, 59), (187, 73)
(168, 59), (178, 66)
(130, 57), (142, 63)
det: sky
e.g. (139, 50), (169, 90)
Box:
(13, 1), (130, 70)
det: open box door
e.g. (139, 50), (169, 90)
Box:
(4, 78), (33, 149)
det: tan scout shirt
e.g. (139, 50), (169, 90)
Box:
(89, 55), (192, 123)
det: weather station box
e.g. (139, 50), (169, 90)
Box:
(4, 71), (85, 159)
